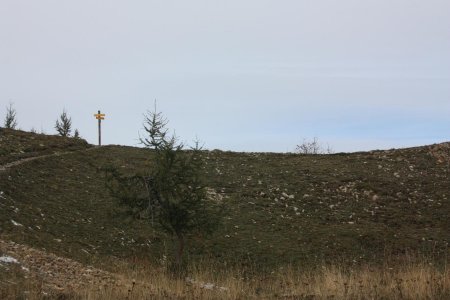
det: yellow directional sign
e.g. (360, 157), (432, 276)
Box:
(94, 113), (106, 120)
(95, 110), (105, 146)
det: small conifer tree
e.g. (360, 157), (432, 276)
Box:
(4, 103), (18, 129)
(104, 108), (221, 272)
(55, 110), (72, 137)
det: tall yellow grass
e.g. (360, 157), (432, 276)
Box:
(82, 259), (449, 299)
(1, 259), (449, 299)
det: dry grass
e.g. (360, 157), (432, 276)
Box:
(84, 259), (449, 299)
(1, 257), (449, 299)
(275, 263), (449, 299)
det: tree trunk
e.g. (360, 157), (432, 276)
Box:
(175, 233), (185, 268)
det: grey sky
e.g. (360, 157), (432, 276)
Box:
(1, 0), (449, 152)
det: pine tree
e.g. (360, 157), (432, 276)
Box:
(55, 110), (72, 137)
(4, 103), (18, 129)
(104, 108), (221, 271)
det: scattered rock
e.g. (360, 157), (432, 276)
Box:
(0, 255), (19, 264)
(11, 220), (23, 227)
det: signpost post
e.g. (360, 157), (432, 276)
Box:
(94, 110), (105, 146)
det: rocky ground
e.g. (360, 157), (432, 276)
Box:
(0, 239), (121, 296)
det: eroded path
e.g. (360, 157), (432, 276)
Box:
(0, 147), (100, 172)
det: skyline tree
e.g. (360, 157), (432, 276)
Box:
(55, 109), (72, 137)
(4, 102), (18, 129)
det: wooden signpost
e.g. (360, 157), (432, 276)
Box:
(94, 110), (105, 146)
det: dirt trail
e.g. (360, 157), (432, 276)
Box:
(0, 147), (100, 172)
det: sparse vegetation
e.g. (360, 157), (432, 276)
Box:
(55, 109), (72, 137)
(0, 128), (449, 298)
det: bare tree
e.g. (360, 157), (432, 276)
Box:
(4, 103), (18, 129)
(296, 137), (333, 155)
(325, 143), (334, 155)
(296, 137), (321, 154)
(55, 110), (72, 137)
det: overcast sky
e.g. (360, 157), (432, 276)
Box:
(1, 0), (449, 152)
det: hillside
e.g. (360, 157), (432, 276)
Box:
(1, 128), (449, 274)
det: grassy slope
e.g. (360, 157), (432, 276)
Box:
(0, 129), (449, 271)
(0, 128), (90, 165)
